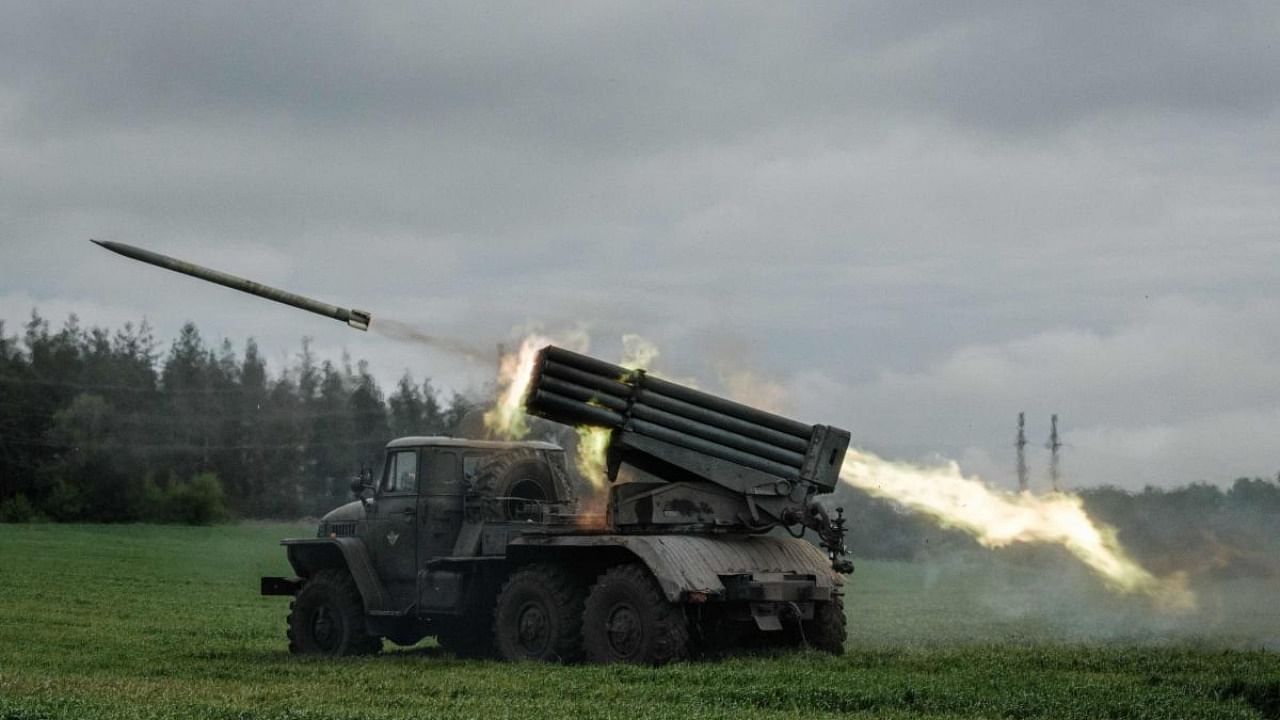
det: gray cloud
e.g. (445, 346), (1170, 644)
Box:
(2, 2), (1277, 488)
(785, 297), (1280, 489)
(6, 3), (1276, 138)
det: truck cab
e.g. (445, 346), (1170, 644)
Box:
(356, 437), (571, 613)
(265, 437), (576, 653)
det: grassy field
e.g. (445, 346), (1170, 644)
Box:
(1, 523), (1277, 719)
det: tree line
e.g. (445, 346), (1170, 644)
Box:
(2, 311), (1277, 579)
(0, 312), (481, 522)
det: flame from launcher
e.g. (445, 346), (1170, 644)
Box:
(484, 333), (662, 491)
(484, 331), (610, 489)
(839, 449), (1195, 610)
(483, 334), (557, 441)
(570, 334), (662, 488)
(574, 426), (611, 490)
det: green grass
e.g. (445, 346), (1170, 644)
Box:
(0, 523), (1277, 719)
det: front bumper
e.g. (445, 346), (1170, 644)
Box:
(260, 576), (303, 596)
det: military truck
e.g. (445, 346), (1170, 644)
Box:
(92, 240), (854, 664)
(261, 345), (853, 663)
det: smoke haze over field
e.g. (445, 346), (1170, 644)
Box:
(2, 3), (1278, 491)
(852, 550), (1280, 650)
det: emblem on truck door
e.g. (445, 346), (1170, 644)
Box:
(386, 530), (400, 546)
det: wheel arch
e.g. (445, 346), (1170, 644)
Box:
(504, 543), (641, 588)
(283, 537), (393, 613)
(505, 537), (702, 603)
(507, 534), (841, 603)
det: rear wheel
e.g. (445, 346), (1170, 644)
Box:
(493, 564), (584, 662)
(801, 595), (846, 655)
(287, 569), (381, 656)
(687, 607), (749, 658)
(582, 564), (688, 665)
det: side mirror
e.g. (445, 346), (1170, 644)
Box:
(350, 467), (374, 497)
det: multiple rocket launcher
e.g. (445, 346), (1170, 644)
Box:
(525, 345), (848, 492)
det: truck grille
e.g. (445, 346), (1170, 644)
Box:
(319, 521), (357, 537)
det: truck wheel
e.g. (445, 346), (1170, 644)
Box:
(493, 564), (584, 662)
(583, 564), (689, 665)
(802, 595), (846, 655)
(687, 608), (748, 659)
(287, 569), (381, 656)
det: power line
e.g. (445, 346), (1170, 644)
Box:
(1047, 414), (1063, 492)
(1015, 411), (1028, 493)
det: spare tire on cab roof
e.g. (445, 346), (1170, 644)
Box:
(469, 450), (559, 520)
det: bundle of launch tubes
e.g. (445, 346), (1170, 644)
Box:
(523, 345), (846, 489)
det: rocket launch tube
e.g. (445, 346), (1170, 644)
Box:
(536, 376), (630, 412)
(539, 345), (812, 438)
(631, 388), (810, 452)
(537, 357), (806, 451)
(640, 374), (812, 439)
(534, 373), (807, 465)
(626, 418), (799, 478)
(540, 360), (633, 398)
(529, 390), (625, 427)
(628, 403), (806, 467)
(90, 239), (371, 331)
(526, 345), (848, 485)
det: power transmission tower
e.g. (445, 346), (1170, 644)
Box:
(1047, 414), (1062, 492)
(1016, 412), (1028, 492)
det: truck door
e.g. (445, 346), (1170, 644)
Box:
(417, 450), (466, 612)
(369, 448), (419, 610)
(419, 450), (464, 560)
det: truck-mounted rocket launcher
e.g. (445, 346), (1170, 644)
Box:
(100, 237), (860, 663)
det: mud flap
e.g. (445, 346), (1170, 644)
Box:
(751, 602), (783, 631)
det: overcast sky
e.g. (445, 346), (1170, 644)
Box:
(2, 2), (1277, 490)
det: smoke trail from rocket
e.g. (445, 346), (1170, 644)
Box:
(839, 449), (1195, 609)
(371, 318), (494, 363)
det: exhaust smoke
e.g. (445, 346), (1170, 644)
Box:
(371, 317), (493, 363)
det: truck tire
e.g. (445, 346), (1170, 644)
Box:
(287, 569), (381, 656)
(582, 564), (689, 665)
(802, 595), (846, 655)
(471, 451), (559, 519)
(687, 608), (748, 659)
(493, 564), (584, 662)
